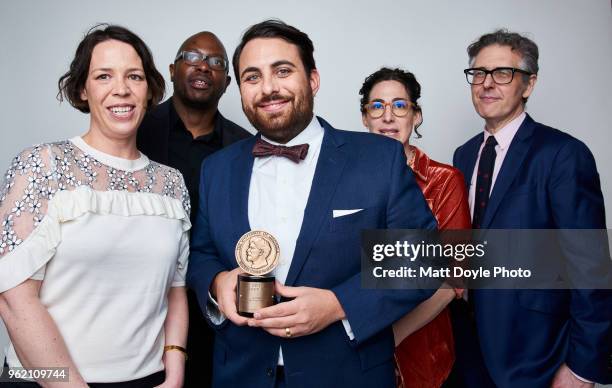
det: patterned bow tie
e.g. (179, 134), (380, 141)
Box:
(252, 138), (309, 163)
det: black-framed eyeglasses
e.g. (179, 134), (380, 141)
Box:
(175, 51), (228, 71)
(364, 99), (412, 118)
(464, 67), (533, 85)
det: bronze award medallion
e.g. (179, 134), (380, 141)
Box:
(235, 230), (280, 317)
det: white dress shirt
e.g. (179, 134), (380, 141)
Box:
(208, 116), (354, 365)
(248, 117), (324, 285)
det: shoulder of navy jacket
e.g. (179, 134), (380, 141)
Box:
(317, 116), (348, 149)
(515, 113), (537, 141)
(455, 132), (483, 159)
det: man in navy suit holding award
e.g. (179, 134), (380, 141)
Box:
(453, 30), (612, 387)
(187, 20), (437, 388)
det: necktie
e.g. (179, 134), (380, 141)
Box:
(252, 138), (309, 163)
(472, 136), (498, 229)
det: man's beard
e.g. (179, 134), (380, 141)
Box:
(242, 88), (314, 144)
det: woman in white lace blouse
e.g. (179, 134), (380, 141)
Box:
(0, 25), (189, 387)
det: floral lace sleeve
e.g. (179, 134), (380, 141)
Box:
(156, 163), (191, 217)
(162, 167), (190, 286)
(0, 145), (58, 290)
(1, 145), (57, 255)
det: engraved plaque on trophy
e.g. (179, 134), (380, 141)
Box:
(235, 230), (280, 317)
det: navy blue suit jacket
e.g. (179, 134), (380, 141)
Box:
(453, 114), (612, 387)
(187, 117), (437, 388)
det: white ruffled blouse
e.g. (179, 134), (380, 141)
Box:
(0, 136), (191, 382)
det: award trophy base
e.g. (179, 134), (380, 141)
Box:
(237, 274), (276, 317)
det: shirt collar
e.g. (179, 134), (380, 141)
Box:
(70, 136), (149, 172)
(483, 111), (526, 150)
(169, 96), (222, 141)
(260, 115), (324, 164)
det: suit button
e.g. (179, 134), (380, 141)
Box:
(266, 367), (274, 377)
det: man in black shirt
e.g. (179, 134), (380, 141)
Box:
(137, 31), (251, 387)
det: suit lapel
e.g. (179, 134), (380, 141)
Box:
(461, 134), (484, 189)
(482, 115), (536, 228)
(285, 118), (347, 286)
(230, 137), (256, 239)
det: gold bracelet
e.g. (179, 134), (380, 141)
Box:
(164, 345), (188, 360)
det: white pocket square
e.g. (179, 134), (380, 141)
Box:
(333, 209), (363, 218)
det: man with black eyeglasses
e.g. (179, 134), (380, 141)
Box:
(452, 30), (611, 387)
(137, 31), (251, 388)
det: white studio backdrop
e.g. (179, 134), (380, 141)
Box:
(1, 1), (611, 383)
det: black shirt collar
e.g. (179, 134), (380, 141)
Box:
(168, 96), (221, 143)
